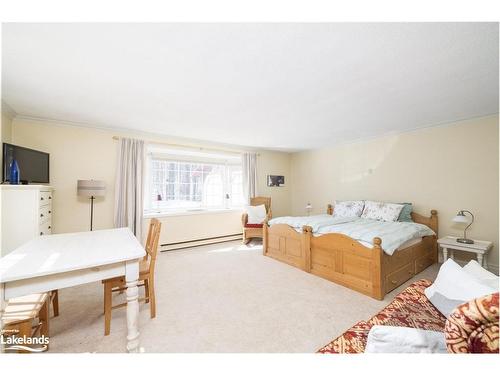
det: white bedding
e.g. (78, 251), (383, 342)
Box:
(365, 326), (447, 353)
(268, 215), (435, 255)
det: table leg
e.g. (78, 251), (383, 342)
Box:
(450, 249), (455, 261)
(125, 260), (140, 353)
(477, 253), (484, 267)
(442, 247), (448, 263)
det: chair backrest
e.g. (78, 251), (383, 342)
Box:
(144, 218), (162, 275)
(250, 196), (272, 218)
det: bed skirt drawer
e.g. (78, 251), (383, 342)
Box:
(415, 253), (435, 274)
(385, 262), (414, 293)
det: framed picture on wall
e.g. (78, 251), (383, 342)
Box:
(267, 175), (285, 187)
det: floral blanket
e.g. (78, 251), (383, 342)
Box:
(317, 280), (446, 353)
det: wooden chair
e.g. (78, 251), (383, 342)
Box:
(50, 290), (59, 317)
(242, 196), (272, 244)
(102, 219), (161, 335)
(1, 293), (50, 352)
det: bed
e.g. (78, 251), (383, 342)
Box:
(262, 204), (438, 300)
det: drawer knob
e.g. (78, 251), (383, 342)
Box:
(48, 226), (51, 229)
(49, 211), (51, 214)
(41, 197), (44, 200)
(40, 213), (44, 217)
(40, 232), (43, 235)
(391, 280), (398, 285)
(49, 196), (52, 200)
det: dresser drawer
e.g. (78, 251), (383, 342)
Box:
(39, 191), (52, 206)
(385, 262), (414, 293)
(39, 205), (52, 223)
(39, 221), (52, 236)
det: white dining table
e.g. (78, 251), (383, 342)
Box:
(0, 227), (145, 353)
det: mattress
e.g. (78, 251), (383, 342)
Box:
(268, 215), (435, 255)
(358, 237), (423, 252)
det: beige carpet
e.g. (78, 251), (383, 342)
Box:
(48, 240), (439, 353)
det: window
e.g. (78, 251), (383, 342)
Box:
(145, 149), (244, 213)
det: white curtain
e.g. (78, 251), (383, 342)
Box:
(242, 152), (258, 204)
(114, 138), (145, 242)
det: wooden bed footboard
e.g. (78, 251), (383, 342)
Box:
(263, 222), (310, 271)
(263, 207), (438, 300)
(309, 233), (384, 299)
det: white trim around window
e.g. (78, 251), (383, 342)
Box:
(144, 146), (245, 215)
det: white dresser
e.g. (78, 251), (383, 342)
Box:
(1, 185), (53, 256)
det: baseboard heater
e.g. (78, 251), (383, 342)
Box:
(160, 233), (243, 251)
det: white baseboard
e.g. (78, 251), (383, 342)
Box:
(160, 233), (243, 251)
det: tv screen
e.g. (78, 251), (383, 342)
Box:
(3, 143), (50, 184)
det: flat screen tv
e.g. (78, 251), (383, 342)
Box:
(2, 143), (50, 184)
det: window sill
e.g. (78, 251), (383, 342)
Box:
(143, 207), (244, 219)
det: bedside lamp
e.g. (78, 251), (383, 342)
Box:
(305, 203), (313, 216)
(77, 179), (106, 231)
(452, 210), (474, 244)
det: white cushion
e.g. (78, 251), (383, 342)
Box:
(463, 260), (499, 290)
(425, 259), (495, 316)
(361, 200), (404, 222)
(365, 326), (447, 353)
(246, 204), (267, 224)
(333, 200), (364, 218)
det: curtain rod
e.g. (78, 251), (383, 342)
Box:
(111, 136), (260, 156)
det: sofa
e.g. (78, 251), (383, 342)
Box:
(317, 279), (499, 354)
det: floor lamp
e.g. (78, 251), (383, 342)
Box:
(77, 179), (106, 231)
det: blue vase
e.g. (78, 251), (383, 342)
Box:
(9, 159), (20, 185)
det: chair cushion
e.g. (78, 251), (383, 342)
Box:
(2, 293), (49, 325)
(245, 223), (263, 228)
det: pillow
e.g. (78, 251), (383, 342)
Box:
(246, 204), (267, 224)
(398, 203), (414, 222)
(445, 292), (499, 353)
(365, 325), (447, 353)
(463, 260), (499, 290)
(425, 259), (496, 317)
(429, 292), (469, 318)
(333, 200), (364, 218)
(361, 200), (404, 222)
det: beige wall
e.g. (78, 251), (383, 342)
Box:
(290, 115), (499, 271)
(257, 150), (291, 218)
(1, 111), (14, 168)
(8, 114), (499, 271)
(10, 117), (292, 242)
(12, 119), (117, 234)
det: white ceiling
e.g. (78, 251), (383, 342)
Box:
(2, 23), (498, 151)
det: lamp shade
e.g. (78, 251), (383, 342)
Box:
(77, 179), (106, 197)
(452, 213), (469, 223)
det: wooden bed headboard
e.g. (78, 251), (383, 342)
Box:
(411, 210), (438, 236)
(326, 204), (438, 235)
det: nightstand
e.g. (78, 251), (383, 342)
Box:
(437, 236), (493, 268)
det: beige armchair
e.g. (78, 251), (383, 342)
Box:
(241, 196), (272, 244)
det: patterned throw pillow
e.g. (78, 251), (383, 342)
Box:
(333, 200), (365, 218)
(361, 201), (404, 222)
(445, 292), (499, 353)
